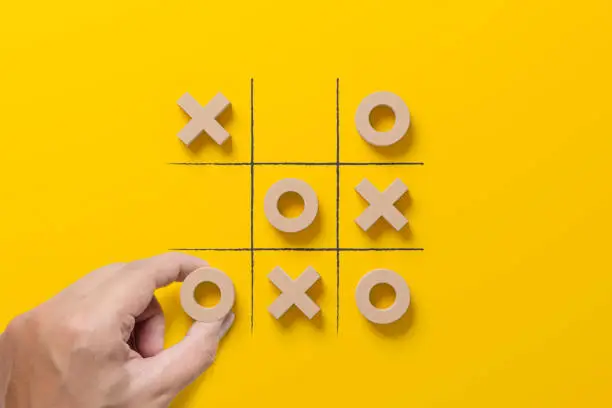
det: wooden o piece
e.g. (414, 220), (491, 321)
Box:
(180, 267), (235, 322)
(264, 178), (319, 233)
(355, 91), (410, 147)
(355, 269), (410, 324)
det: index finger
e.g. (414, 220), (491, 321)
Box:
(129, 252), (209, 289)
(109, 252), (208, 317)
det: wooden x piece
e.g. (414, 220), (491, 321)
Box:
(268, 266), (320, 319)
(355, 178), (408, 231)
(177, 92), (231, 146)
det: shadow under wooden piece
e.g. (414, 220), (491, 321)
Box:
(369, 300), (415, 338)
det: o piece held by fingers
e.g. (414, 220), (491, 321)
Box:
(180, 267), (235, 322)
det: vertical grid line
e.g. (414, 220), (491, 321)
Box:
(336, 78), (340, 334)
(250, 78), (255, 333)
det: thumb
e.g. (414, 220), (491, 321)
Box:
(133, 312), (235, 400)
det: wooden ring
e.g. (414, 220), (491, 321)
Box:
(355, 91), (410, 147)
(180, 267), (235, 322)
(355, 269), (410, 324)
(264, 178), (319, 233)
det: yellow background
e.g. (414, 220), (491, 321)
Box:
(1, 0), (612, 407)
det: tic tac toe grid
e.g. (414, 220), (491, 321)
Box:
(169, 79), (424, 333)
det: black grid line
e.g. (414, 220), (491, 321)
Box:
(336, 78), (340, 333)
(250, 78), (255, 333)
(172, 79), (424, 334)
(168, 161), (424, 166)
(170, 247), (424, 252)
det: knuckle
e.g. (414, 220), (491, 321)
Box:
(56, 311), (96, 339)
(156, 251), (187, 267)
(5, 313), (30, 337)
(6, 309), (69, 344)
(149, 391), (174, 408)
(200, 346), (217, 366)
(158, 251), (202, 267)
(147, 383), (175, 408)
(181, 345), (217, 377)
(62, 318), (86, 338)
(122, 260), (145, 273)
(105, 262), (128, 271)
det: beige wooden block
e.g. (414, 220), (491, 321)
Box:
(355, 91), (410, 147)
(177, 92), (231, 146)
(268, 266), (321, 319)
(180, 266), (235, 322)
(355, 178), (408, 231)
(355, 269), (410, 324)
(264, 178), (319, 233)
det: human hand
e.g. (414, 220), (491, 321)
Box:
(0, 253), (234, 408)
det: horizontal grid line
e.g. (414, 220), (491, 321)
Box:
(169, 247), (424, 252)
(168, 161), (424, 166)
